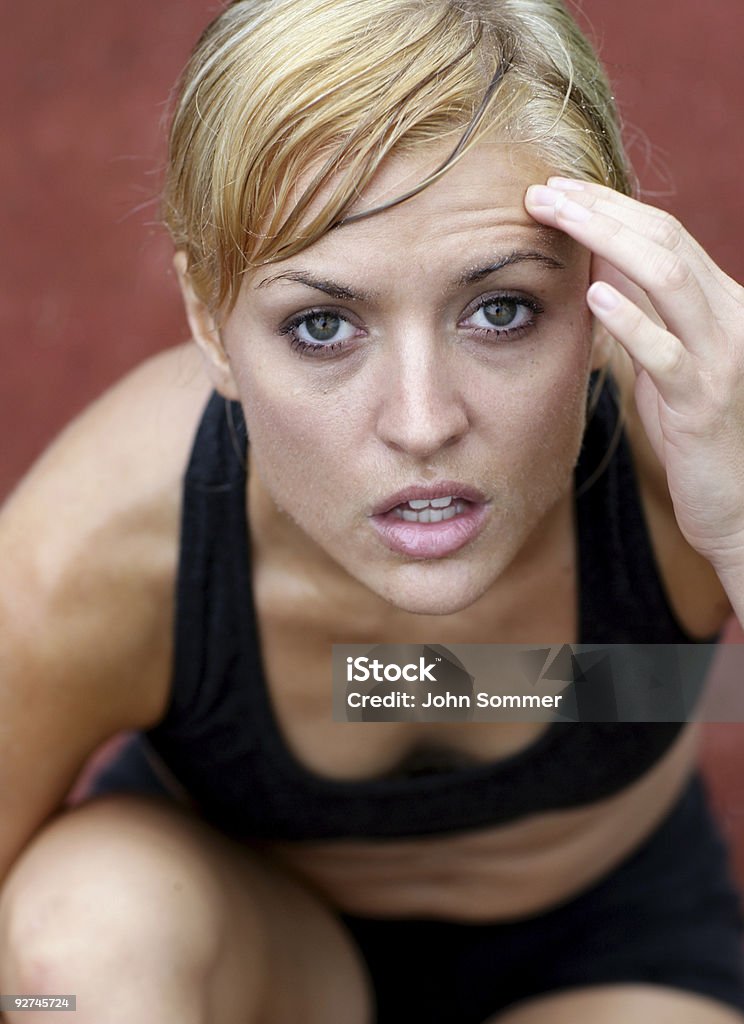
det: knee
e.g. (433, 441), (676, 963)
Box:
(0, 796), (229, 995)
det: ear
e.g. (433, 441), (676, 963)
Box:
(172, 251), (240, 400)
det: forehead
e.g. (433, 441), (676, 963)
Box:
(253, 141), (576, 283)
(346, 139), (551, 220)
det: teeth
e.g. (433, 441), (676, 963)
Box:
(396, 501), (465, 523)
(407, 496), (454, 510)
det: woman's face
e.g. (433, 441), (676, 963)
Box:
(218, 141), (596, 615)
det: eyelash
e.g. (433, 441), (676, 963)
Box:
(466, 294), (543, 341)
(278, 294), (544, 358)
(278, 308), (360, 358)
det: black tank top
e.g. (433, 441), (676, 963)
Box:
(143, 372), (717, 840)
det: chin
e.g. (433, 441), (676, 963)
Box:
(371, 560), (499, 617)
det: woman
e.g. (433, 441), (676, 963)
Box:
(1, 0), (743, 1021)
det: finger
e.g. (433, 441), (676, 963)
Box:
(591, 255), (666, 330)
(586, 280), (695, 407)
(549, 178), (709, 258)
(548, 177), (742, 305)
(525, 185), (716, 353)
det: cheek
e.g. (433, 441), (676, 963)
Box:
(234, 365), (353, 505)
(537, 316), (593, 442)
(489, 317), (593, 492)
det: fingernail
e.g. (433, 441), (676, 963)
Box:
(548, 177), (586, 191)
(588, 282), (620, 311)
(526, 185), (562, 207)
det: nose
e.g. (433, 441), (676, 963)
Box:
(374, 331), (470, 459)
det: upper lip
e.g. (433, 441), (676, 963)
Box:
(370, 481), (488, 517)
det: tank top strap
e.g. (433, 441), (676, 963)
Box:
(159, 391), (250, 727)
(182, 391), (247, 491)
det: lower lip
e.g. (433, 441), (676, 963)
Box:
(369, 502), (489, 559)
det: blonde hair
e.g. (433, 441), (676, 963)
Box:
(163, 0), (633, 322)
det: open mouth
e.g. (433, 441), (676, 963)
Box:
(391, 496), (470, 523)
(370, 495), (488, 559)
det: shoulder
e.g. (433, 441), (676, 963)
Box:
(0, 342), (214, 733)
(609, 348), (733, 639)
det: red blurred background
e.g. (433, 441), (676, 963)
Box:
(3, 1), (744, 875)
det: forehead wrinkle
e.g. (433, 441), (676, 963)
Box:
(430, 206), (557, 247)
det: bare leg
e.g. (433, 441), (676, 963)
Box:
(487, 984), (744, 1023)
(0, 794), (373, 1024)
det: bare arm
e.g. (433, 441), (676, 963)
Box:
(0, 342), (211, 883)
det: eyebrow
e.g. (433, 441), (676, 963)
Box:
(458, 250), (565, 285)
(254, 249), (566, 301)
(255, 270), (370, 301)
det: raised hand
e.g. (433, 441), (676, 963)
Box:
(525, 177), (744, 584)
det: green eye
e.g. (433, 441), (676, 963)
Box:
(280, 308), (360, 355)
(304, 313), (341, 341)
(464, 294), (542, 339)
(482, 299), (519, 327)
